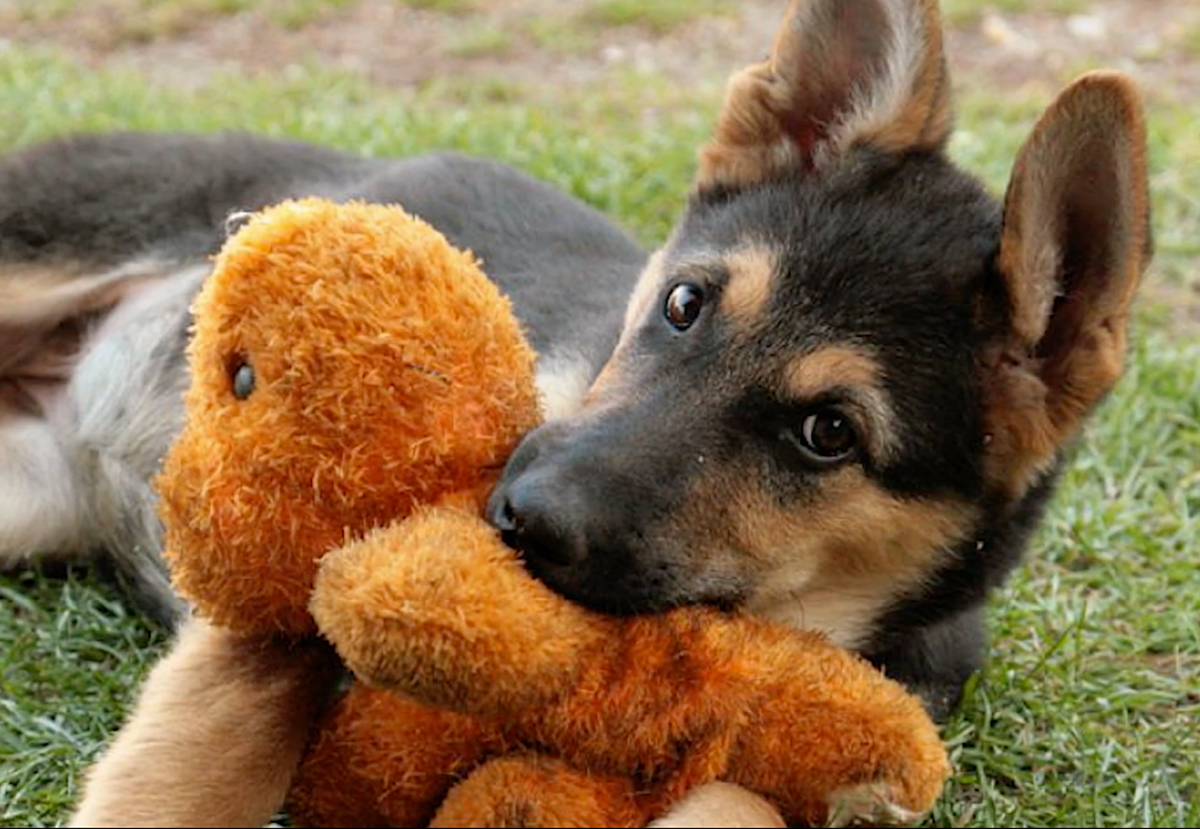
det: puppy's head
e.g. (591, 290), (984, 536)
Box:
(490, 0), (1151, 647)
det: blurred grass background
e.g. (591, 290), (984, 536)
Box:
(0, 0), (1197, 826)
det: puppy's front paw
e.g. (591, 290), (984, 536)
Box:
(649, 782), (786, 828)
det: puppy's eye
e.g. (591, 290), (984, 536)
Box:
(231, 361), (256, 400)
(664, 283), (705, 331)
(785, 408), (857, 464)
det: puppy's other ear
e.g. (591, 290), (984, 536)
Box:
(981, 71), (1152, 496)
(697, 0), (951, 190)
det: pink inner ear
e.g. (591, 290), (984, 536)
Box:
(776, 0), (890, 160)
(777, 80), (854, 164)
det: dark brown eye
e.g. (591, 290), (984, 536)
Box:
(790, 408), (857, 463)
(664, 283), (704, 331)
(231, 361), (255, 400)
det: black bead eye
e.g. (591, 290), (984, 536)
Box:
(788, 408), (857, 464)
(664, 283), (705, 331)
(231, 361), (255, 400)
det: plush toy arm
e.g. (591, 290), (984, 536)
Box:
(723, 632), (952, 827)
(69, 617), (340, 828)
(311, 502), (608, 717)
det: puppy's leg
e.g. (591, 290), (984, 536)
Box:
(69, 618), (340, 829)
(66, 263), (210, 626)
(0, 261), (205, 625)
(650, 783), (785, 829)
(0, 414), (92, 560)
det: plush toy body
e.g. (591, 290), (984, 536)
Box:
(160, 198), (950, 827)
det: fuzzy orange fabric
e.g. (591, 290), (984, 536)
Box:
(299, 505), (950, 827)
(159, 198), (950, 828)
(160, 198), (539, 635)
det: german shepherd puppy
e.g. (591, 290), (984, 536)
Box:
(2, 0), (1149, 824)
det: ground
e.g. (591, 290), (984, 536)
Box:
(3, 0), (1200, 101)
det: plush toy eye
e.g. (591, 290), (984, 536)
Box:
(231, 361), (256, 400)
(664, 283), (705, 331)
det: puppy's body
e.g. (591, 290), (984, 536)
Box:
(2, 0), (1152, 825)
(0, 135), (646, 621)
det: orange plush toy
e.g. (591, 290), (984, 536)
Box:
(160, 198), (951, 828)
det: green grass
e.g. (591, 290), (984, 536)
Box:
(1178, 21), (1200, 61)
(1, 39), (1199, 829)
(940, 0), (1090, 28)
(399, 0), (478, 13)
(932, 333), (1200, 827)
(941, 0), (1030, 27)
(522, 15), (603, 56)
(580, 0), (738, 36)
(267, 0), (358, 30)
(4, 0), (72, 23)
(446, 23), (516, 59)
(1, 568), (166, 826)
(2, 0), (360, 40)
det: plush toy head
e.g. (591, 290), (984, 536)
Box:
(158, 199), (540, 635)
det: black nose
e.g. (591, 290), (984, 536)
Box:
(487, 470), (587, 568)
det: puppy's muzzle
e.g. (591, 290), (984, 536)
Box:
(487, 421), (591, 569)
(486, 405), (694, 615)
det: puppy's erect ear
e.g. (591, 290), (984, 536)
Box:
(981, 71), (1152, 496)
(696, 0), (951, 190)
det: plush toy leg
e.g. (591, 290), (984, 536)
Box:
(430, 753), (648, 829)
(311, 504), (608, 717)
(287, 682), (506, 828)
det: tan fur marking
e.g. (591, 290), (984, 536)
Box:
(737, 470), (977, 647)
(720, 245), (778, 332)
(783, 346), (879, 396)
(589, 249), (732, 404)
(585, 251), (670, 404)
(69, 618), (339, 828)
(620, 249), (669, 335)
(0, 261), (183, 419)
(660, 461), (976, 650)
(696, 60), (804, 191)
(783, 346), (896, 460)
